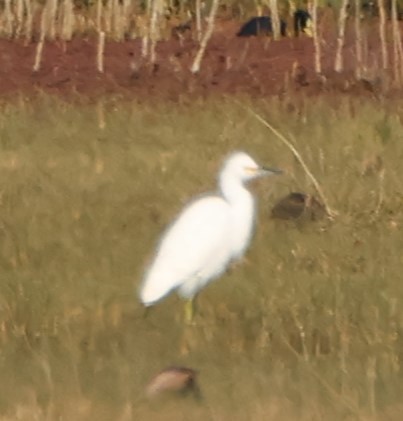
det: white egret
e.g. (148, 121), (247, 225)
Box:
(139, 151), (282, 323)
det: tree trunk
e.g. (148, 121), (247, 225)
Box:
(378, 0), (388, 70)
(149, 0), (163, 64)
(312, 0), (321, 74)
(334, 0), (349, 73)
(191, 0), (220, 74)
(354, 0), (363, 79)
(195, 0), (203, 42)
(269, 0), (281, 40)
(391, 0), (403, 85)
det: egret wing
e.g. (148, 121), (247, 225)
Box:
(139, 196), (232, 305)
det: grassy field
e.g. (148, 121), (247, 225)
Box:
(0, 93), (402, 420)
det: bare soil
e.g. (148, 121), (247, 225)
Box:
(0, 17), (401, 101)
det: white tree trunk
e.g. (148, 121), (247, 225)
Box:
(61, 0), (74, 41)
(269, 0), (281, 40)
(391, 0), (403, 85)
(354, 0), (363, 79)
(195, 0), (203, 42)
(23, 0), (33, 42)
(47, 0), (58, 40)
(378, 0), (388, 70)
(334, 0), (349, 73)
(15, 0), (24, 38)
(312, 0), (321, 74)
(191, 0), (220, 74)
(96, 0), (103, 32)
(4, 0), (13, 38)
(33, 6), (47, 72)
(97, 31), (106, 73)
(149, 0), (163, 63)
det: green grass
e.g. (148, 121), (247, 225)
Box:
(0, 94), (402, 420)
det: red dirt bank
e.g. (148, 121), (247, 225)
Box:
(0, 19), (400, 101)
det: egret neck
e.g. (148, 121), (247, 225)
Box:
(219, 172), (255, 260)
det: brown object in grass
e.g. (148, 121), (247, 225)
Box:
(146, 367), (201, 400)
(271, 192), (325, 221)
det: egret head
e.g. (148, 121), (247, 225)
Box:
(221, 151), (282, 183)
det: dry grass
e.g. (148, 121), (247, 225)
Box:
(0, 93), (402, 419)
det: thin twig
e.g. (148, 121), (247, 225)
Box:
(237, 102), (337, 219)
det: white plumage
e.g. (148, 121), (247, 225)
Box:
(139, 151), (281, 320)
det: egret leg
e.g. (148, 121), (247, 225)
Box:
(143, 306), (151, 319)
(184, 298), (196, 325)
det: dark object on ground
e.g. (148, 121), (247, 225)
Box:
(237, 9), (312, 37)
(146, 367), (202, 400)
(294, 9), (312, 37)
(271, 192), (325, 221)
(171, 21), (192, 40)
(237, 16), (287, 37)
